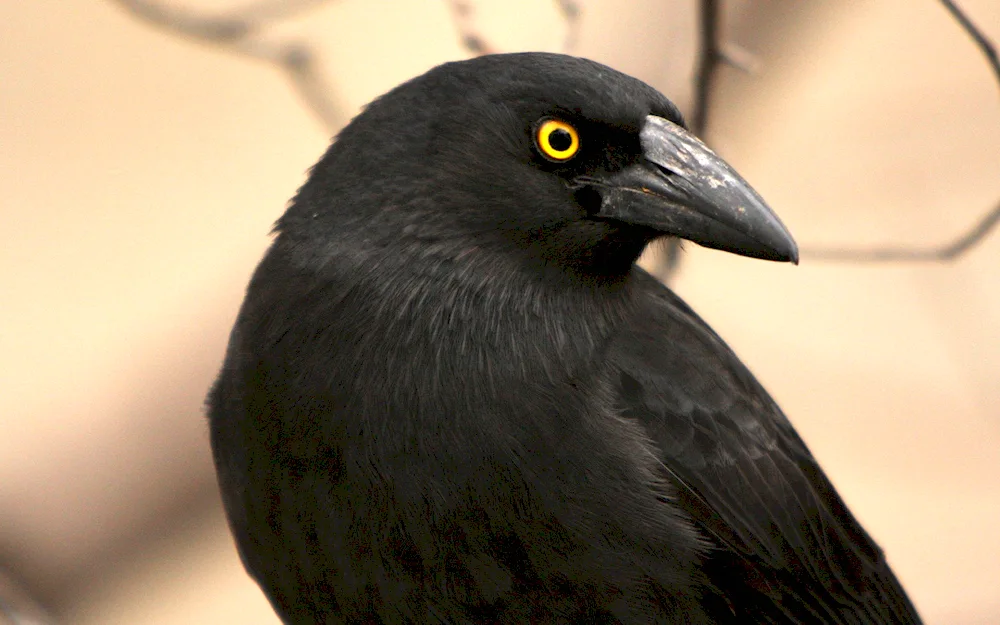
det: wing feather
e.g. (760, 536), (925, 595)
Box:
(611, 269), (921, 624)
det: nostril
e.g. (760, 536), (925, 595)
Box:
(650, 161), (678, 179)
(573, 185), (603, 215)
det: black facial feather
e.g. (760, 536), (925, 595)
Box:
(209, 52), (920, 624)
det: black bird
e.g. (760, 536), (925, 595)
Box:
(208, 53), (921, 624)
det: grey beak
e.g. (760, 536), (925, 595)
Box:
(588, 115), (799, 263)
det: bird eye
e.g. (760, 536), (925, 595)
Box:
(535, 118), (580, 162)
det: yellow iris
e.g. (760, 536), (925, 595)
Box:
(535, 119), (580, 161)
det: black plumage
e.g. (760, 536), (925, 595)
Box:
(208, 53), (921, 624)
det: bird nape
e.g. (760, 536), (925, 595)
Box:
(208, 53), (921, 624)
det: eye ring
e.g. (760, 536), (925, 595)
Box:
(535, 118), (580, 162)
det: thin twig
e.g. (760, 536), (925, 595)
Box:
(940, 0), (1000, 92)
(805, 0), (1000, 263)
(807, 200), (1000, 261)
(690, 0), (720, 136)
(111, 0), (326, 42)
(110, 0), (345, 132)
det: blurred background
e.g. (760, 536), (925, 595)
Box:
(2, 0), (999, 623)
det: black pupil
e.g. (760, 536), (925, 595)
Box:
(548, 128), (573, 152)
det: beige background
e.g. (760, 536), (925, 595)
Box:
(1, 1), (998, 623)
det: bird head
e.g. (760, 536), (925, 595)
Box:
(281, 53), (797, 280)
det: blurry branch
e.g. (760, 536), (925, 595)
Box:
(690, 0), (758, 137)
(447, 0), (581, 57)
(112, 0), (329, 38)
(689, 0), (719, 136)
(446, 0), (497, 55)
(806, 198), (1000, 262)
(110, 0), (345, 132)
(0, 568), (52, 625)
(805, 0), (1000, 263)
(940, 0), (999, 80)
